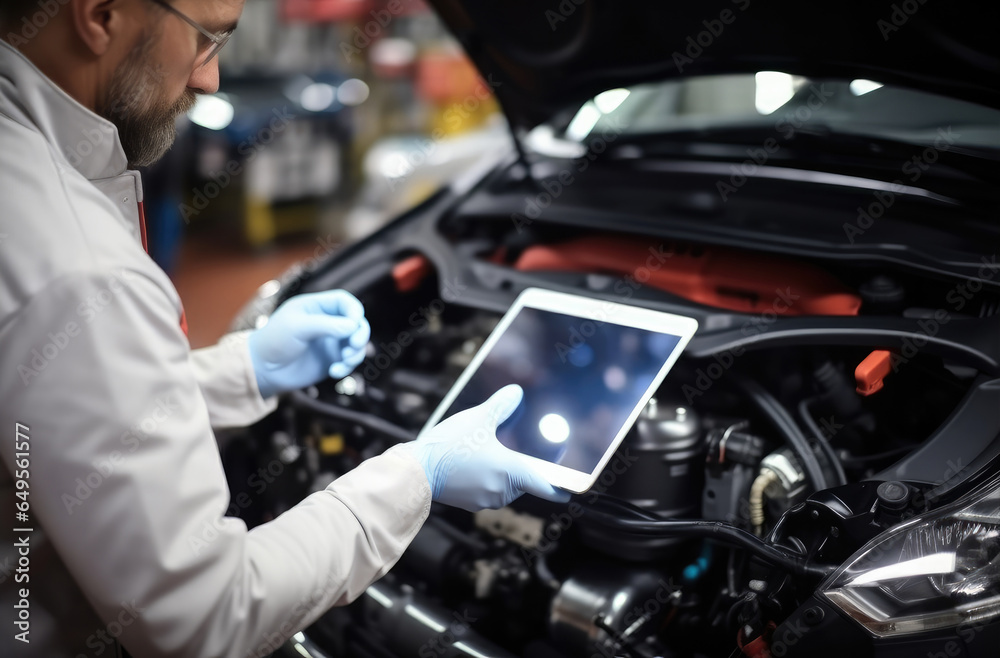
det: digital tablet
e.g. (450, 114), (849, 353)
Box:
(419, 288), (699, 493)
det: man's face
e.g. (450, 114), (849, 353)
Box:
(96, 0), (243, 169)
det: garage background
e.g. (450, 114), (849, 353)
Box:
(151, 0), (503, 348)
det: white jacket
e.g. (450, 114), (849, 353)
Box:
(0, 40), (431, 657)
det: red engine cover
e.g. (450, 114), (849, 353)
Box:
(513, 236), (861, 316)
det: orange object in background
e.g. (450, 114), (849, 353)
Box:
(393, 254), (433, 292)
(856, 350), (894, 395)
(417, 50), (488, 103)
(513, 235), (862, 316)
(417, 49), (498, 135)
(282, 0), (374, 22)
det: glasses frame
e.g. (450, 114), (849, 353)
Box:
(149, 0), (233, 67)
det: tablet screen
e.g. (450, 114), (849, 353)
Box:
(438, 307), (682, 474)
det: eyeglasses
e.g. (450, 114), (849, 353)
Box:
(149, 0), (234, 67)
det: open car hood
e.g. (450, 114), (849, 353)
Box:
(426, 0), (1000, 130)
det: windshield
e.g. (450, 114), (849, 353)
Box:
(558, 74), (1000, 151)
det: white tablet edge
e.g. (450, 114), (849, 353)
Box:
(418, 287), (699, 494)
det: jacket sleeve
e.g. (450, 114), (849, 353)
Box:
(0, 268), (432, 658)
(189, 331), (278, 429)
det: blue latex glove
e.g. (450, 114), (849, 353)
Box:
(408, 384), (571, 512)
(248, 290), (371, 399)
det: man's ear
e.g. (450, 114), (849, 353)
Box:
(70, 0), (122, 56)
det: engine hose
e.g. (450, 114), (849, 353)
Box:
(583, 495), (835, 578)
(749, 469), (781, 537)
(798, 398), (848, 486)
(733, 377), (829, 493)
(582, 489), (663, 521)
(287, 389), (417, 444)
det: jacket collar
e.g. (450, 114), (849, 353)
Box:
(0, 39), (129, 182)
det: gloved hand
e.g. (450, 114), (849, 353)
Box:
(407, 384), (571, 512)
(248, 290), (371, 399)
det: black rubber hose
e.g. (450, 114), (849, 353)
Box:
(582, 490), (663, 521)
(839, 445), (912, 466)
(583, 495), (834, 578)
(288, 391), (834, 578)
(798, 398), (848, 486)
(287, 389), (417, 444)
(734, 377), (829, 493)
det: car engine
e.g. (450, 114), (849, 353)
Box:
(224, 217), (1000, 657)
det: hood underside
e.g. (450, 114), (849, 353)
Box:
(428, 0), (1000, 130)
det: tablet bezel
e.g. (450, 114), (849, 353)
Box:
(418, 287), (699, 494)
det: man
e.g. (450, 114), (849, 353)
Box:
(0, 1), (567, 656)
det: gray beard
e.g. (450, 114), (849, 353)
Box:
(97, 37), (196, 169)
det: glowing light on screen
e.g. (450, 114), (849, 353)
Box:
(539, 414), (570, 444)
(603, 365), (627, 391)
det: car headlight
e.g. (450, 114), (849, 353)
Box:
(822, 477), (1000, 637)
